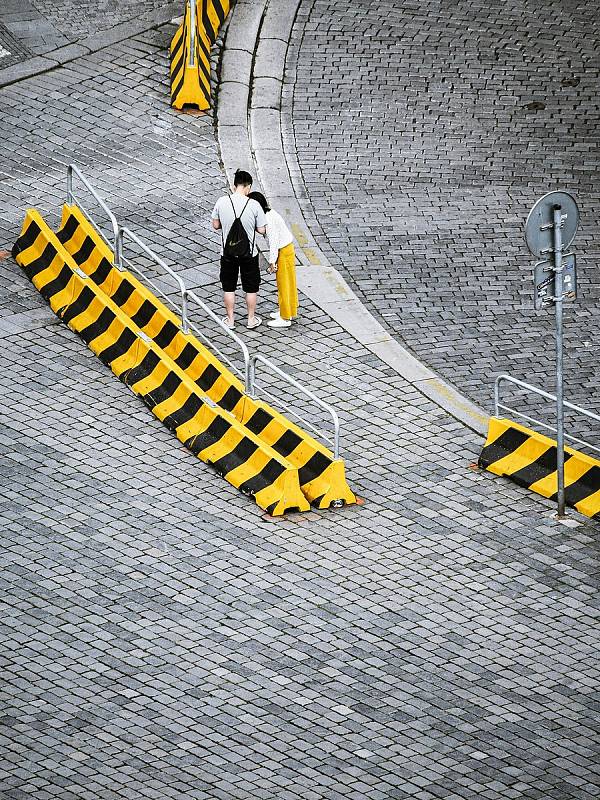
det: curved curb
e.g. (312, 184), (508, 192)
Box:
(216, 0), (489, 435)
(0, 2), (182, 89)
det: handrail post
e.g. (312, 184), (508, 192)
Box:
(181, 289), (189, 334)
(494, 375), (502, 418)
(188, 0), (196, 67)
(115, 227), (123, 271)
(66, 165), (74, 204)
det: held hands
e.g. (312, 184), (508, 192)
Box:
(267, 263), (278, 274)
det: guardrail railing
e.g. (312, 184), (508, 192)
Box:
(248, 353), (341, 459)
(66, 164), (121, 269)
(494, 373), (600, 455)
(62, 163), (343, 458)
(117, 226), (190, 334)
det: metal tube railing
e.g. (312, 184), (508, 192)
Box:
(63, 163), (344, 459)
(66, 164), (121, 268)
(186, 290), (250, 387)
(248, 353), (341, 459)
(494, 373), (600, 455)
(117, 227), (189, 334)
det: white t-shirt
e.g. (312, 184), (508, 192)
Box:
(265, 209), (294, 264)
(212, 194), (266, 257)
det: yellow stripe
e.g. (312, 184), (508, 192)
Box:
(151, 382), (193, 422)
(576, 488), (600, 518)
(484, 436), (552, 478)
(529, 457), (593, 498)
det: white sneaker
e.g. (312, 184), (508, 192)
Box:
(269, 311), (281, 319)
(221, 316), (235, 330)
(267, 316), (292, 328)
(247, 316), (262, 329)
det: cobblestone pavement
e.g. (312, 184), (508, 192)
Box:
(0, 0), (169, 59)
(285, 0), (600, 442)
(1, 5), (600, 800)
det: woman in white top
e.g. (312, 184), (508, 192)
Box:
(249, 192), (298, 328)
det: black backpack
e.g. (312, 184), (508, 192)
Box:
(223, 197), (254, 259)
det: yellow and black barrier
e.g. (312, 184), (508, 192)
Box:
(12, 205), (357, 514)
(12, 210), (311, 516)
(170, 0), (230, 111)
(479, 417), (600, 519)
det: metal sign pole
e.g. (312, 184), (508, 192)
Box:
(188, 0), (196, 68)
(553, 205), (566, 517)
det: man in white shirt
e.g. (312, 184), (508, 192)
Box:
(211, 169), (266, 329)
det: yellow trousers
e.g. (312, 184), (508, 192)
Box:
(276, 243), (298, 320)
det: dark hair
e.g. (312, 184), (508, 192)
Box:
(248, 191), (270, 213)
(234, 169), (253, 188)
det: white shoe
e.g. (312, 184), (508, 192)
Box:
(221, 316), (235, 330)
(269, 311), (281, 319)
(267, 316), (292, 328)
(247, 316), (262, 329)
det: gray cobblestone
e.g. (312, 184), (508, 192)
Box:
(0, 2), (599, 799)
(284, 0), (600, 443)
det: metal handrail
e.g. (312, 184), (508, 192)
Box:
(117, 227), (189, 334)
(186, 290), (251, 387)
(66, 164), (121, 268)
(494, 373), (600, 455)
(63, 163), (344, 459)
(248, 353), (341, 459)
(188, 0), (196, 68)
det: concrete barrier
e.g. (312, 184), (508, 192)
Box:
(479, 417), (600, 519)
(170, 0), (230, 110)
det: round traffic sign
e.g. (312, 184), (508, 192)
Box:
(525, 191), (579, 257)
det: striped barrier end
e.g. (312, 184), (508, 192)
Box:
(479, 417), (600, 519)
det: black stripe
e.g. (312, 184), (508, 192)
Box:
(89, 257), (113, 286)
(244, 407), (274, 436)
(61, 285), (96, 324)
(196, 363), (220, 393)
(171, 27), (184, 60)
(237, 458), (287, 497)
(186, 415), (231, 456)
(298, 452), (332, 487)
(310, 493), (326, 509)
(123, 350), (161, 387)
(110, 279), (136, 309)
(162, 393), (204, 432)
(144, 371), (182, 410)
(97, 327), (137, 367)
(154, 320), (179, 350)
(39, 263), (73, 302)
(219, 386), (243, 413)
(174, 343), (198, 371)
(271, 429), (303, 459)
(20, 239), (57, 281)
(78, 306), (115, 345)
(71, 235), (95, 267)
(56, 213), (79, 246)
(12, 218), (41, 260)
(509, 446), (568, 489)
(171, 50), (187, 101)
(564, 465), (600, 507)
(478, 427), (530, 469)
(211, 436), (258, 475)
(131, 300), (156, 329)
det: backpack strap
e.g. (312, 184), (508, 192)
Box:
(228, 196), (254, 254)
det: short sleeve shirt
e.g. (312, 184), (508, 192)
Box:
(212, 194), (266, 257)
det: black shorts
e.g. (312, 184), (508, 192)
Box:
(220, 254), (261, 293)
